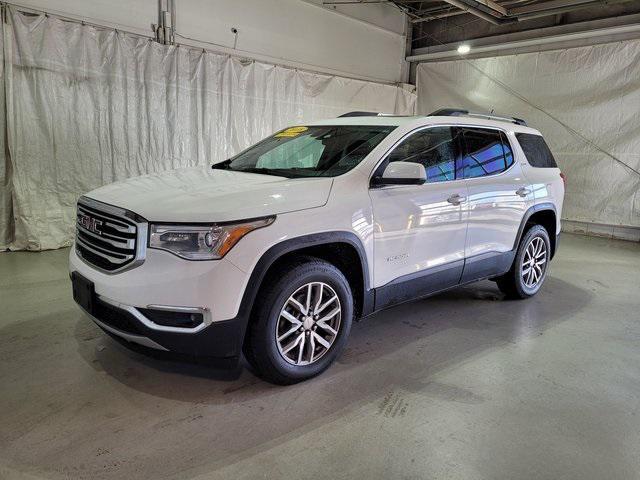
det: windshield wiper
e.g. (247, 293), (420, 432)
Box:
(212, 162), (301, 178)
(237, 167), (288, 177)
(211, 159), (232, 170)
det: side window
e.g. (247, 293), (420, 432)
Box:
(515, 133), (558, 168)
(386, 127), (461, 183)
(460, 128), (511, 179)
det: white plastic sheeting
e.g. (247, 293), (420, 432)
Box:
(417, 41), (640, 228)
(0, 7), (416, 250)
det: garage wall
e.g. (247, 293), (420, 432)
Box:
(304, 0), (406, 35)
(0, 6), (415, 251)
(12, 0), (408, 83)
(416, 41), (640, 229)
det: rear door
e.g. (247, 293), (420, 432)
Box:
(515, 132), (564, 236)
(459, 127), (534, 282)
(369, 126), (468, 305)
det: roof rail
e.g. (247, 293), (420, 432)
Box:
(428, 108), (527, 126)
(338, 111), (406, 118)
(338, 111), (379, 118)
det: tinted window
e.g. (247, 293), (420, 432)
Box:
(387, 127), (461, 183)
(515, 133), (557, 168)
(460, 128), (511, 179)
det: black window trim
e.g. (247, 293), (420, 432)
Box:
(369, 123), (516, 186)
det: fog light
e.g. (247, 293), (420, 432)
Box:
(138, 308), (204, 328)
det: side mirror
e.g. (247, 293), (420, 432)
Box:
(372, 161), (426, 187)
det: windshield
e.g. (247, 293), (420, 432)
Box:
(216, 125), (396, 178)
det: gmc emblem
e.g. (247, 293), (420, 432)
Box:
(78, 213), (103, 235)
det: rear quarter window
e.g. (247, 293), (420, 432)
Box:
(515, 133), (558, 168)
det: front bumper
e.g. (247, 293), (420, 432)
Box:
(70, 245), (250, 359)
(77, 293), (245, 359)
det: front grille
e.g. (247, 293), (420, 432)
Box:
(75, 197), (146, 272)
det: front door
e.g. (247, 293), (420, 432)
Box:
(369, 126), (468, 308)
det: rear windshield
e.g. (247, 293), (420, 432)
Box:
(219, 125), (396, 178)
(515, 133), (558, 168)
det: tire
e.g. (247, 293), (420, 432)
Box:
(496, 224), (551, 299)
(243, 256), (353, 385)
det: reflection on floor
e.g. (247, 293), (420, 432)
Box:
(1, 233), (639, 480)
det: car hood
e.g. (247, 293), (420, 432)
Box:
(85, 166), (333, 222)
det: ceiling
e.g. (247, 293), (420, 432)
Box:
(323, 1), (640, 49)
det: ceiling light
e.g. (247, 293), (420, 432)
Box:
(457, 44), (471, 54)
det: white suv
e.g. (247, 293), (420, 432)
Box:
(70, 109), (565, 384)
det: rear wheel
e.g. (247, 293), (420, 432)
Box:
(496, 224), (550, 299)
(243, 256), (353, 385)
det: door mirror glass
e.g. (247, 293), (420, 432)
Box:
(373, 161), (426, 186)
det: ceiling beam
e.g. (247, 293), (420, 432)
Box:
(515, 0), (638, 20)
(407, 20), (640, 61)
(474, 0), (508, 16)
(439, 0), (509, 24)
(410, 0), (639, 25)
(510, 0), (599, 14)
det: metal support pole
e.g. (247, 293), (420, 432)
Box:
(153, 0), (175, 45)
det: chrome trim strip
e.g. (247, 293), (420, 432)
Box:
(78, 196), (139, 221)
(87, 314), (168, 351)
(135, 223), (148, 268)
(78, 204), (137, 233)
(76, 236), (132, 264)
(77, 224), (136, 249)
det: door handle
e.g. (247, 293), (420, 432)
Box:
(447, 193), (466, 205)
(516, 187), (530, 197)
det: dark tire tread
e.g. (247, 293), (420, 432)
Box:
(496, 224), (550, 300)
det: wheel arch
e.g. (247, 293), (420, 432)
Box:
(514, 203), (558, 258)
(237, 232), (372, 332)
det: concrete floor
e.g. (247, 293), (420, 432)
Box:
(1, 233), (639, 480)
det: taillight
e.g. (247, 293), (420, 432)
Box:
(560, 172), (567, 187)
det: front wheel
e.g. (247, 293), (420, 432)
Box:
(243, 256), (353, 385)
(496, 224), (551, 299)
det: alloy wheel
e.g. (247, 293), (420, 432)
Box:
(275, 282), (341, 366)
(521, 236), (547, 289)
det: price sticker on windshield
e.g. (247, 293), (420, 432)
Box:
(275, 126), (308, 138)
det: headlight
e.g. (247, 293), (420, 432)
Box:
(148, 217), (275, 260)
